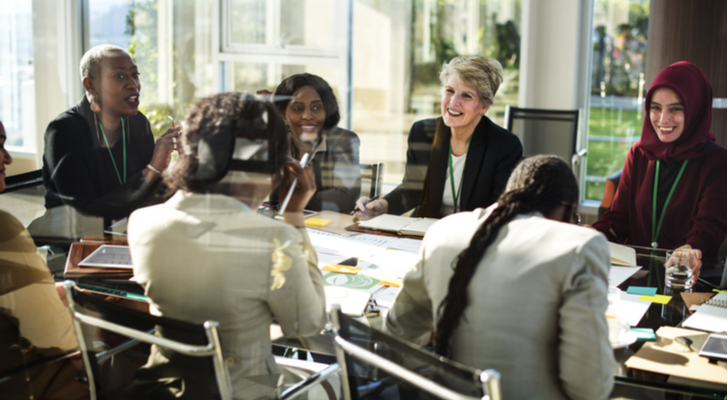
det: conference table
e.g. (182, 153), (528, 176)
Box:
(63, 216), (726, 399)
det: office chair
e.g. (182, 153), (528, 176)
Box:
(504, 105), (586, 178)
(63, 281), (233, 400)
(360, 163), (384, 199)
(3, 169), (43, 193)
(598, 170), (622, 219)
(330, 305), (501, 400)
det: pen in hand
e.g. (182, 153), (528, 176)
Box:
(351, 195), (379, 215)
(279, 153), (310, 214)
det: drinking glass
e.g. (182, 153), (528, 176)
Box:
(664, 250), (695, 292)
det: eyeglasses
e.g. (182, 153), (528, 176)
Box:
(561, 201), (581, 225)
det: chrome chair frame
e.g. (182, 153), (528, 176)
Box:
(330, 304), (501, 400)
(63, 281), (233, 400)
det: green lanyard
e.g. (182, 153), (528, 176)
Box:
(98, 119), (127, 185)
(448, 135), (472, 212)
(651, 159), (688, 248)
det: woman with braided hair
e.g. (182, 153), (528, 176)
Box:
(385, 155), (615, 400)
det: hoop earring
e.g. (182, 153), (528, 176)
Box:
(90, 102), (100, 112)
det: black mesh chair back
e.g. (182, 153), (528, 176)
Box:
(3, 169), (43, 193)
(331, 306), (500, 400)
(63, 281), (232, 400)
(504, 105), (584, 177)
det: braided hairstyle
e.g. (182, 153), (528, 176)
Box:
(434, 155), (578, 357)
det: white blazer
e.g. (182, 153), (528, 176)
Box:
(129, 191), (326, 395)
(385, 209), (615, 400)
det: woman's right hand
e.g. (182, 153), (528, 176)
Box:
(279, 157), (316, 226)
(353, 196), (388, 221)
(149, 126), (182, 172)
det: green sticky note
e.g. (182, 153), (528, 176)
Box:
(638, 294), (672, 304)
(630, 327), (656, 341)
(627, 286), (658, 296)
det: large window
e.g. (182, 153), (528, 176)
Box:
(89, 0), (214, 136)
(218, 0), (522, 185)
(0, 1), (34, 149)
(584, 0), (649, 201)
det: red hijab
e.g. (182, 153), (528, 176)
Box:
(638, 61), (716, 162)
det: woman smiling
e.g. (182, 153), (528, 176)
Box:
(594, 61), (727, 272)
(41, 45), (180, 222)
(273, 73), (361, 212)
(355, 55), (522, 219)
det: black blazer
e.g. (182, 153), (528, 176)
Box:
(384, 116), (522, 218)
(42, 97), (159, 220)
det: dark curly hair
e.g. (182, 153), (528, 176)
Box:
(273, 73), (340, 130)
(164, 93), (289, 194)
(434, 155), (578, 357)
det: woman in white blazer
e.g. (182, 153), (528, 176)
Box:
(385, 155), (615, 400)
(126, 94), (326, 399)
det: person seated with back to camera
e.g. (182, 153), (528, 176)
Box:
(354, 55), (522, 220)
(385, 155), (615, 400)
(34, 44), (179, 237)
(0, 121), (87, 400)
(263, 73), (361, 213)
(124, 93), (327, 399)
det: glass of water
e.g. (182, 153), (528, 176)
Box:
(664, 250), (695, 292)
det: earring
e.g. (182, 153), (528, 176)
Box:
(90, 102), (100, 112)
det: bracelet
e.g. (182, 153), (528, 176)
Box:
(146, 164), (162, 174)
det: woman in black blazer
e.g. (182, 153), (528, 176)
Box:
(41, 45), (180, 221)
(355, 55), (522, 219)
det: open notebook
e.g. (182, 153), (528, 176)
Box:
(356, 215), (438, 237)
(681, 292), (727, 333)
(608, 242), (637, 267)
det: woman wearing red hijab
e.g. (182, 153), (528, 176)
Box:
(594, 61), (726, 277)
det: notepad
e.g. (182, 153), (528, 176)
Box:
(357, 215), (438, 237)
(681, 292), (727, 333)
(608, 242), (637, 267)
(305, 218), (332, 227)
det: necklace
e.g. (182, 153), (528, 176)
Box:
(448, 135), (472, 212)
(97, 118), (127, 185)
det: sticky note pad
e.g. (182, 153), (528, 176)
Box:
(305, 218), (333, 227)
(627, 286), (658, 296)
(638, 294), (672, 304)
(322, 264), (361, 274)
(378, 279), (403, 287)
(630, 327), (656, 341)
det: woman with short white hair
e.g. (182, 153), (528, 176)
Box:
(41, 45), (180, 221)
(355, 55), (522, 219)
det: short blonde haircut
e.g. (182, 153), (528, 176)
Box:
(439, 55), (503, 107)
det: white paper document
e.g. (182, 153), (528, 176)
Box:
(608, 265), (642, 287)
(611, 292), (651, 326)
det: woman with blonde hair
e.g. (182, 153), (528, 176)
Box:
(355, 55), (522, 219)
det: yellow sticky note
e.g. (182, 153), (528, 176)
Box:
(378, 279), (403, 288)
(638, 294), (672, 304)
(322, 264), (361, 274)
(305, 218), (333, 227)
